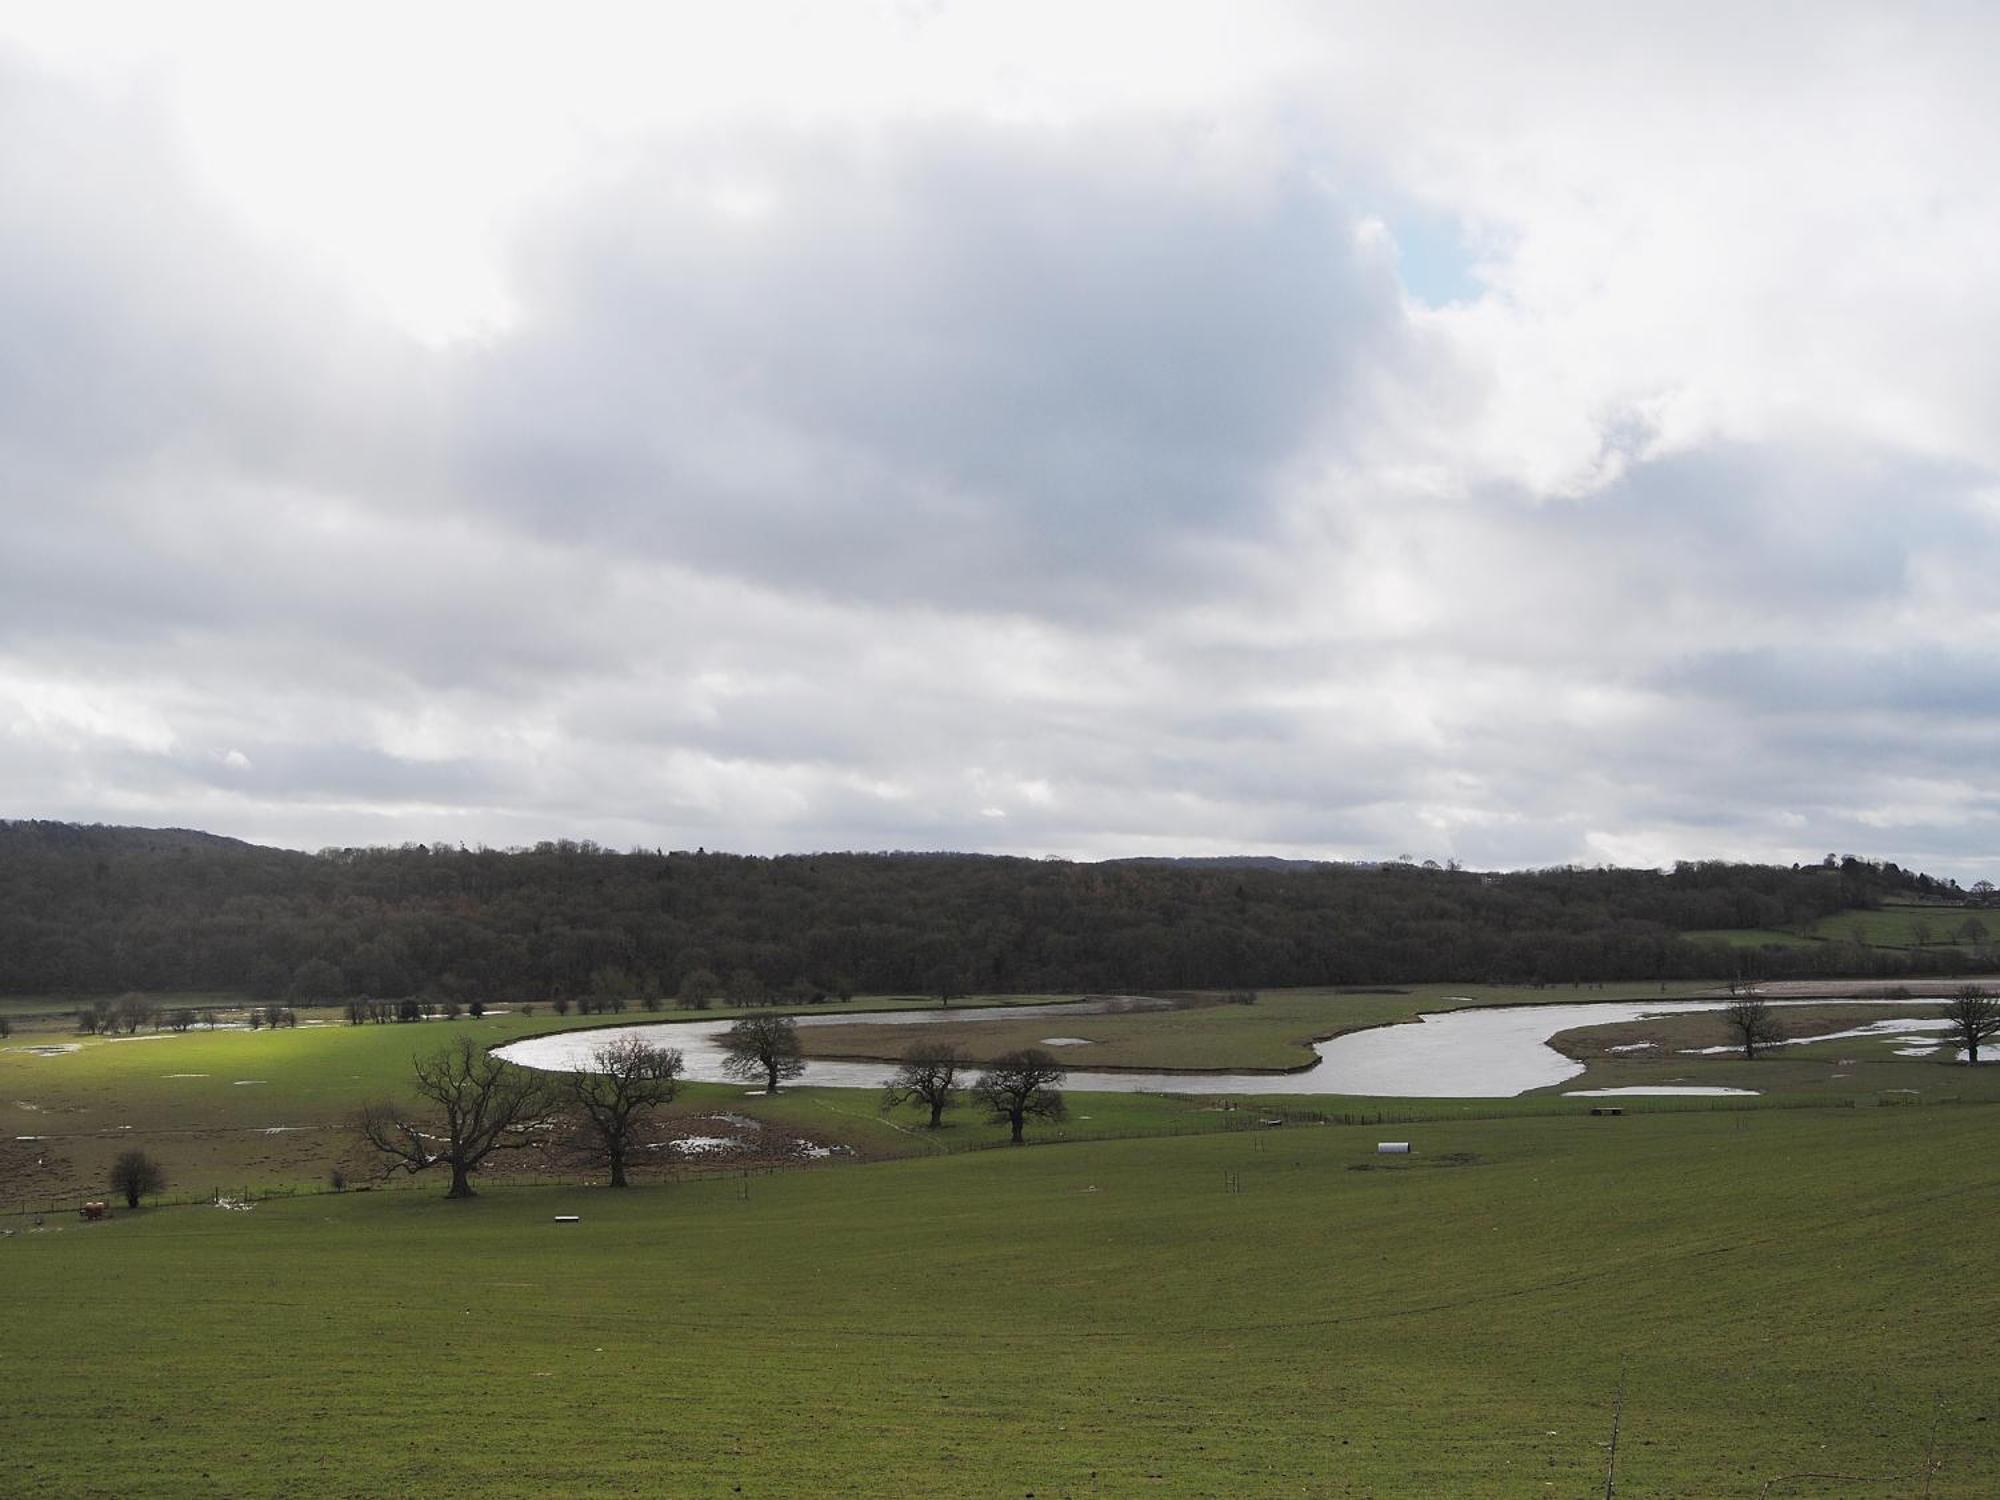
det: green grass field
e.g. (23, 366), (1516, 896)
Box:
(0, 995), (1099, 1201)
(4, 1102), (1994, 1497)
(1686, 901), (1993, 951)
(8, 982), (1995, 1205)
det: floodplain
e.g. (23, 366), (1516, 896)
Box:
(3, 982), (1997, 1496)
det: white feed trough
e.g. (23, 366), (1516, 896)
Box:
(554, 1215), (581, 1223)
(1376, 1142), (1411, 1155)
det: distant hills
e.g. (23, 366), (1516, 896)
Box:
(0, 820), (1976, 1001)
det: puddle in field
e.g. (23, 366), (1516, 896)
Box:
(163, 1073), (210, 1079)
(231, 1079), (267, 1086)
(1040, 1037), (1093, 1047)
(658, 1135), (744, 1155)
(20, 1045), (80, 1057)
(1606, 1042), (1658, 1053)
(1676, 1017), (1972, 1057)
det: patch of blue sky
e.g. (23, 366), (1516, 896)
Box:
(1384, 206), (1485, 308)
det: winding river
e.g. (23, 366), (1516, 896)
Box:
(496, 994), (1967, 1099)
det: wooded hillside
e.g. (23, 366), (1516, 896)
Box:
(0, 821), (1970, 1001)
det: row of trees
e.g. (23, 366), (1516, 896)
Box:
(73, 997), (299, 1033)
(356, 1023), (1073, 1197)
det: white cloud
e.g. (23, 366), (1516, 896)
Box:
(6, 6), (2000, 879)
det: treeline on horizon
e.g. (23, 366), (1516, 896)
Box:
(0, 820), (1982, 1004)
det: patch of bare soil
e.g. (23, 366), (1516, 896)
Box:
(0, 1137), (75, 1199)
(480, 1109), (852, 1185)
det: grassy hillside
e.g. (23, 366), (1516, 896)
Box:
(4, 1104), (1994, 1497)
(1688, 901), (1992, 952)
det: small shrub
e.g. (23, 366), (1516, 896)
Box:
(110, 1149), (166, 1209)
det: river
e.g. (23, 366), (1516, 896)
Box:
(494, 994), (1964, 1099)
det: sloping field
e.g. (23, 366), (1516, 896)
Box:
(1686, 902), (1990, 951)
(4, 1103), (1994, 1497)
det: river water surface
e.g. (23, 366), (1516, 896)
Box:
(494, 995), (1963, 1099)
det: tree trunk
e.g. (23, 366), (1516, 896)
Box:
(928, 1100), (944, 1128)
(765, 1060), (780, 1093)
(447, 1161), (475, 1198)
(1009, 1109), (1024, 1144)
(124, 1185), (139, 1209)
(609, 1149), (628, 1188)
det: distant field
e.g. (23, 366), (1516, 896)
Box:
(1680, 925), (1814, 948)
(4, 1103), (1995, 1497)
(1686, 901), (1992, 951)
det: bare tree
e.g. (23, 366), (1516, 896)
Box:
(1941, 986), (2000, 1064)
(359, 1036), (554, 1198)
(882, 1041), (967, 1128)
(114, 992), (153, 1035)
(1721, 995), (1783, 1061)
(109, 1149), (165, 1208)
(567, 1037), (684, 1187)
(720, 1015), (806, 1093)
(972, 1049), (1067, 1144)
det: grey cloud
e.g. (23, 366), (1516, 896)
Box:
(1663, 647), (2000, 722)
(12, 51), (2000, 882)
(457, 130), (1415, 617)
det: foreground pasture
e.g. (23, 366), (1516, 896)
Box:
(4, 1102), (1995, 1497)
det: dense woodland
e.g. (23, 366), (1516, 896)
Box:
(0, 821), (1980, 1003)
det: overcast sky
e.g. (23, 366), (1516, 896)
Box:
(6, 3), (2000, 878)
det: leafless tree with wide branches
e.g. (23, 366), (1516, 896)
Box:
(972, 1048), (1067, 1144)
(720, 1015), (806, 1093)
(882, 1040), (967, 1128)
(359, 1036), (554, 1198)
(1941, 985), (2000, 1064)
(1721, 995), (1784, 1061)
(567, 1036), (684, 1186)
